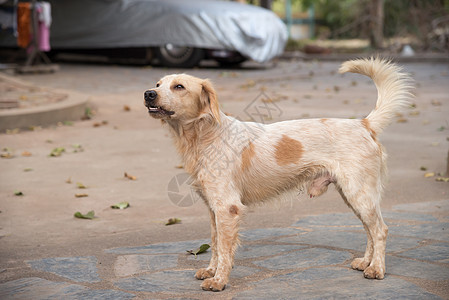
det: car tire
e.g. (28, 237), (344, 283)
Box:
(154, 45), (204, 68)
(215, 56), (247, 68)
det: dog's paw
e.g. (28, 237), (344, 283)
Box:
(350, 257), (370, 271)
(201, 277), (226, 292)
(363, 265), (385, 280)
(195, 268), (215, 280)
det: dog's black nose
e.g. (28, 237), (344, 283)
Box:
(144, 90), (157, 102)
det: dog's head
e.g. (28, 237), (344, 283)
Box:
(144, 74), (220, 124)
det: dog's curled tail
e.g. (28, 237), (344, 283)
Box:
(339, 57), (413, 135)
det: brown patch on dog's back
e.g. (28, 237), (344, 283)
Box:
(241, 142), (255, 171)
(362, 118), (377, 140)
(229, 205), (239, 215)
(320, 118), (328, 123)
(274, 135), (304, 166)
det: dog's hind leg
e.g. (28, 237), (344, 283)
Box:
(201, 200), (244, 291)
(337, 179), (388, 280)
(195, 208), (218, 280)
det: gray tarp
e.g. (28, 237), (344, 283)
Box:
(47, 0), (288, 62)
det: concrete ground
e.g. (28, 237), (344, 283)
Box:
(0, 58), (448, 299)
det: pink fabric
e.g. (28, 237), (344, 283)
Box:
(38, 18), (50, 51)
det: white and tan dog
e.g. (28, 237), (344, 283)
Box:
(144, 58), (412, 291)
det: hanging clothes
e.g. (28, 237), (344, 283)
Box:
(17, 2), (31, 48)
(36, 2), (51, 51)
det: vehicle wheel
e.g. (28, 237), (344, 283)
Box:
(155, 44), (204, 68)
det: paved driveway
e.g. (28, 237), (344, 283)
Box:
(1, 59), (448, 298)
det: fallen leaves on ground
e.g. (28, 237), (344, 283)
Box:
(77, 182), (87, 189)
(82, 107), (94, 120)
(49, 147), (65, 157)
(93, 120), (108, 127)
(424, 172), (435, 178)
(187, 244), (210, 258)
(21, 151), (32, 157)
(72, 144), (84, 153)
(219, 71), (239, 78)
(431, 100), (442, 106)
(124, 172), (137, 180)
(74, 210), (95, 219)
(166, 218), (181, 225)
(436, 177), (449, 182)
(75, 193), (88, 198)
(1, 148), (14, 159)
(123, 105), (131, 111)
(14, 190), (23, 196)
(111, 201), (130, 209)
(239, 79), (256, 90)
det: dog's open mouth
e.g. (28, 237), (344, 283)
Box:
(148, 106), (175, 116)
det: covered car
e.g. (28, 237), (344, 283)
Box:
(46, 0), (288, 67)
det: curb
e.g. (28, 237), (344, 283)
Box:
(279, 51), (449, 63)
(0, 74), (89, 132)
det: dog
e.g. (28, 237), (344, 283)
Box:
(144, 58), (412, 291)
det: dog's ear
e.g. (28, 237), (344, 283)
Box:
(201, 79), (221, 124)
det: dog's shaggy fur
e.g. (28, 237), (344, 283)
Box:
(144, 58), (412, 291)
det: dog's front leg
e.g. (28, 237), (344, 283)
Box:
(195, 208), (217, 280)
(201, 202), (243, 292)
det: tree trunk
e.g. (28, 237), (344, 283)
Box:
(369, 0), (384, 49)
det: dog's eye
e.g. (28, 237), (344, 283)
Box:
(174, 84), (184, 90)
(156, 83), (160, 87)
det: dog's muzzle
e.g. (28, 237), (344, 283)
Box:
(144, 90), (175, 116)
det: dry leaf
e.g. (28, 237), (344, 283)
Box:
(75, 193), (88, 198)
(436, 177), (449, 182)
(166, 218), (181, 225)
(77, 182), (87, 189)
(424, 172), (435, 178)
(66, 177), (72, 184)
(124, 172), (137, 180)
(239, 79), (256, 89)
(1, 148), (14, 159)
(431, 100), (442, 106)
(21, 151), (32, 157)
(123, 105), (131, 111)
